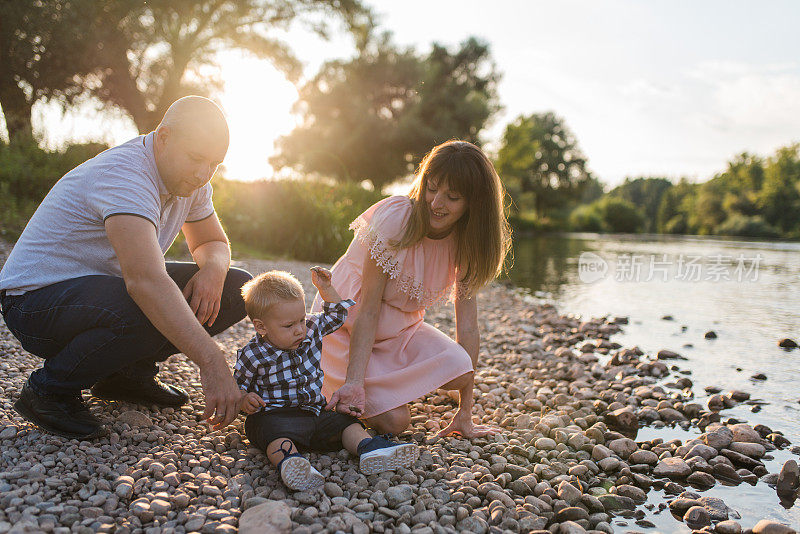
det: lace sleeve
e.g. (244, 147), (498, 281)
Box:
(349, 195), (413, 280)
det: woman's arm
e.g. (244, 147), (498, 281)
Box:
(455, 294), (480, 368)
(324, 253), (388, 416)
(437, 293), (499, 438)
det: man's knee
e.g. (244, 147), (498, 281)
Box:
(225, 267), (253, 293)
(221, 267), (252, 320)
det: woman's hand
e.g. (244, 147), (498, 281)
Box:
(438, 409), (500, 439)
(325, 382), (365, 416)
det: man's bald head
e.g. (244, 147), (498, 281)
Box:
(158, 96), (229, 143)
(153, 96), (230, 197)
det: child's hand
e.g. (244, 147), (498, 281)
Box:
(240, 392), (266, 415)
(311, 266), (343, 303)
(310, 266), (332, 290)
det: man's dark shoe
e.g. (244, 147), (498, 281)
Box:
(14, 381), (104, 439)
(91, 375), (189, 407)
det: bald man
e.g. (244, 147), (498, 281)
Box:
(0, 96), (251, 439)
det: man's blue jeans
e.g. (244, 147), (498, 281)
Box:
(0, 262), (252, 397)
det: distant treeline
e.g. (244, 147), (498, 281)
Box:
(3, 137), (800, 267)
(568, 144), (800, 239)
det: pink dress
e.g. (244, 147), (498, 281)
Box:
(311, 195), (473, 418)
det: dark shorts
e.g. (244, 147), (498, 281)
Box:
(244, 407), (362, 452)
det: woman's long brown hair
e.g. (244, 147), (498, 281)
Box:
(396, 140), (512, 297)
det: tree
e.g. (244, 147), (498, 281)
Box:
(608, 177), (673, 233)
(2, 0), (372, 137)
(656, 179), (694, 234)
(495, 112), (593, 218)
(83, 0), (372, 133)
(569, 197), (643, 233)
(0, 0), (95, 142)
(759, 144), (800, 235)
(270, 35), (500, 191)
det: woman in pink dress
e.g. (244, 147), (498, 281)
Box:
(312, 140), (512, 438)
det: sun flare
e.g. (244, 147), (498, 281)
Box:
(216, 51), (299, 181)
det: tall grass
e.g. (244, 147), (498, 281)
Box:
(213, 178), (384, 263)
(0, 138), (385, 261)
(0, 139), (108, 239)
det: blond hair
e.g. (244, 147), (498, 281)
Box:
(241, 270), (305, 319)
(398, 140), (512, 297)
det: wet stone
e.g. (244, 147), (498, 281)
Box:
(684, 506), (711, 529)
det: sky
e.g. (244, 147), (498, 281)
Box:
(12, 0), (800, 189)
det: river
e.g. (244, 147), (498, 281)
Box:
(504, 232), (800, 531)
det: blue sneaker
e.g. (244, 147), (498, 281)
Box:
(357, 434), (419, 475)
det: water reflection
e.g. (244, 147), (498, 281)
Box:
(504, 232), (800, 442)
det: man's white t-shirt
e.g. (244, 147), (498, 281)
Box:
(0, 132), (214, 295)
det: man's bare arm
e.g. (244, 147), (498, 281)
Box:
(105, 214), (241, 429)
(182, 212), (230, 272)
(181, 213), (231, 326)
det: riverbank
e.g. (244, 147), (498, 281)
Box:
(0, 248), (797, 533)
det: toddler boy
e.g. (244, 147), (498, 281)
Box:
(235, 268), (419, 491)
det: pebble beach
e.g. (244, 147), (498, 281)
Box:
(0, 245), (798, 534)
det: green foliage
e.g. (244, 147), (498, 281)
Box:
(495, 112), (593, 218)
(213, 178), (384, 262)
(2, 0), (372, 135)
(757, 144), (800, 234)
(0, 139), (107, 239)
(716, 215), (779, 238)
(607, 177), (672, 233)
(569, 197), (644, 234)
(567, 205), (604, 233)
(0, 0), (97, 141)
(271, 35), (500, 191)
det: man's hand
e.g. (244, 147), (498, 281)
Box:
(199, 358), (242, 430)
(183, 266), (226, 327)
(325, 381), (365, 416)
(240, 392), (266, 415)
(311, 266), (342, 303)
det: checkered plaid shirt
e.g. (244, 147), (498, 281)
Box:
(234, 299), (355, 415)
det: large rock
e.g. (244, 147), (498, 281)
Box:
(729, 441), (766, 458)
(698, 496), (729, 521)
(118, 410), (153, 427)
(657, 349), (684, 360)
(239, 501), (292, 534)
(559, 521), (587, 534)
(386, 485), (414, 507)
(597, 494), (635, 511)
(685, 443), (717, 461)
(654, 457), (692, 478)
(555, 507), (590, 522)
(752, 520), (796, 534)
(684, 506), (711, 529)
(730, 423), (761, 443)
(535, 437), (556, 450)
(615, 484), (646, 503)
(629, 449), (658, 465)
(716, 520), (742, 534)
(605, 408), (638, 432)
(703, 427), (734, 450)
(457, 516), (489, 534)
(607, 438), (637, 458)
(557, 481), (582, 505)
(776, 460), (800, 499)
(669, 497), (702, 514)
